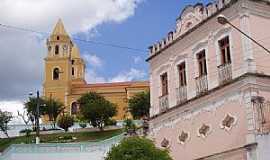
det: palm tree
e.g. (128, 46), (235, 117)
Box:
(44, 99), (64, 128)
(24, 97), (45, 130)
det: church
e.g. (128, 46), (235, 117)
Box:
(43, 19), (149, 120)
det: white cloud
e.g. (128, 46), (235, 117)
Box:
(85, 69), (106, 83)
(110, 68), (146, 82)
(83, 54), (103, 68)
(133, 56), (142, 64)
(0, 101), (25, 124)
(0, 0), (142, 101)
(0, 0), (143, 119)
(0, 0), (143, 34)
(85, 67), (146, 83)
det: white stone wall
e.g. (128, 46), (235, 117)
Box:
(256, 134), (270, 160)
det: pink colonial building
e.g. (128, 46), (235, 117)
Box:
(147, 0), (270, 160)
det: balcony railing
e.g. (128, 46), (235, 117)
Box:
(195, 75), (208, 96)
(176, 86), (187, 104)
(218, 63), (232, 85)
(252, 97), (270, 134)
(159, 94), (169, 113)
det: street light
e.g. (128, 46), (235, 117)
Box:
(217, 14), (270, 54)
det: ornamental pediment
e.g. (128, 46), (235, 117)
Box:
(148, 0), (236, 56)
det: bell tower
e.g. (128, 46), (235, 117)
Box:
(43, 19), (74, 108)
(70, 45), (86, 85)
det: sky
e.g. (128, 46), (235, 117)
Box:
(0, 0), (210, 120)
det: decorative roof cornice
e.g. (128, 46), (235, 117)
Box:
(146, 0), (239, 62)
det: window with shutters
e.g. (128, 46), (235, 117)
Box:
(178, 63), (187, 87)
(219, 36), (231, 65)
(161, 73), (168, 96)
(197, 50), (207, 76)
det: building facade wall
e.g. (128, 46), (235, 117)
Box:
(43, 20), (149, 121)
(148, 0), (270, 159)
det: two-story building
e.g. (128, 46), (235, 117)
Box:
(147, 0), (270, 159)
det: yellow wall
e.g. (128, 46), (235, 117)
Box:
(43, 20), (149, 121)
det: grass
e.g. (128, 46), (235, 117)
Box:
(0, 129), (123, 152)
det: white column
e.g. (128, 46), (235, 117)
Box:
(239, 7), (256, 73)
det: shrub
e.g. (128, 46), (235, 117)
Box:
(124, 119), (136, 131)
(79, 123), (87, 128)
(105, 137), (173, 160)
(19, 129), (32, 133)
(57, 114), (74, 132)
(105, 119), (117, 126)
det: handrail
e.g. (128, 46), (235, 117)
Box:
(218, 63), (232, 84)
(176, 85), (187, 104)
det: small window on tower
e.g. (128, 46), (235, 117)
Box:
(72, 67), (75, 76)
(57, 36), (60, 40)
(71, 60), (75, 65)
(53, 68), (60, 80)
(55, 45), (59, 55)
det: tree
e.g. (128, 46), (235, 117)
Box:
(17, 110), (33, 126)
(44, 98), (64, 128)
(105, 137), (173, 160)
(24, 97), (45, 130)
(78, 92), (117, 131)
(57, 114), (74, 132)
(0, 109), (13, 138)
(128, 91), (150, 119)
(24, 97), (46, 116)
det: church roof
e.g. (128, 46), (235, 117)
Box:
(51, 19), (69, 36)
(72, 81), (149, 89)
(71, 45), (81, 58)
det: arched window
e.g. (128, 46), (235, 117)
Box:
(55, 45), (59, 55)
(71, 102), (78, 115)
(53, 68), (60, 80)
(72, 67), (75, 76)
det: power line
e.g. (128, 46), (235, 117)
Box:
(0, 23), (148, 53)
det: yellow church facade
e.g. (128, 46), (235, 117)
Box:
(43, 20), (149, 120)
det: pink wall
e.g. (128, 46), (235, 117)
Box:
(148, 0), (270, 159)
(153, 98), (247, 160)
(149, 1), (246, 116)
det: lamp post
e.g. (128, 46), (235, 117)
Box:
(217, 14), (270, 54)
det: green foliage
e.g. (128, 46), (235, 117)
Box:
(124, 119), (136, 132)
(78, 92), (117, 131)
(128, 91), (150, 119)
(105, 137), (173, 160)
(0, 129), (123, 152)
(44, 98), (64, 128)
(19, 129), (32, 134)
(105, 119), (117, 126)
(79, 123), (87, 128)
(57, 135), (73, 142)
(24, 97), (46, 116)
(57, 114), (74, 132)
(0, 109), (13, 138)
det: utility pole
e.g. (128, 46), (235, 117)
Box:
(36, 90), (40, 144)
